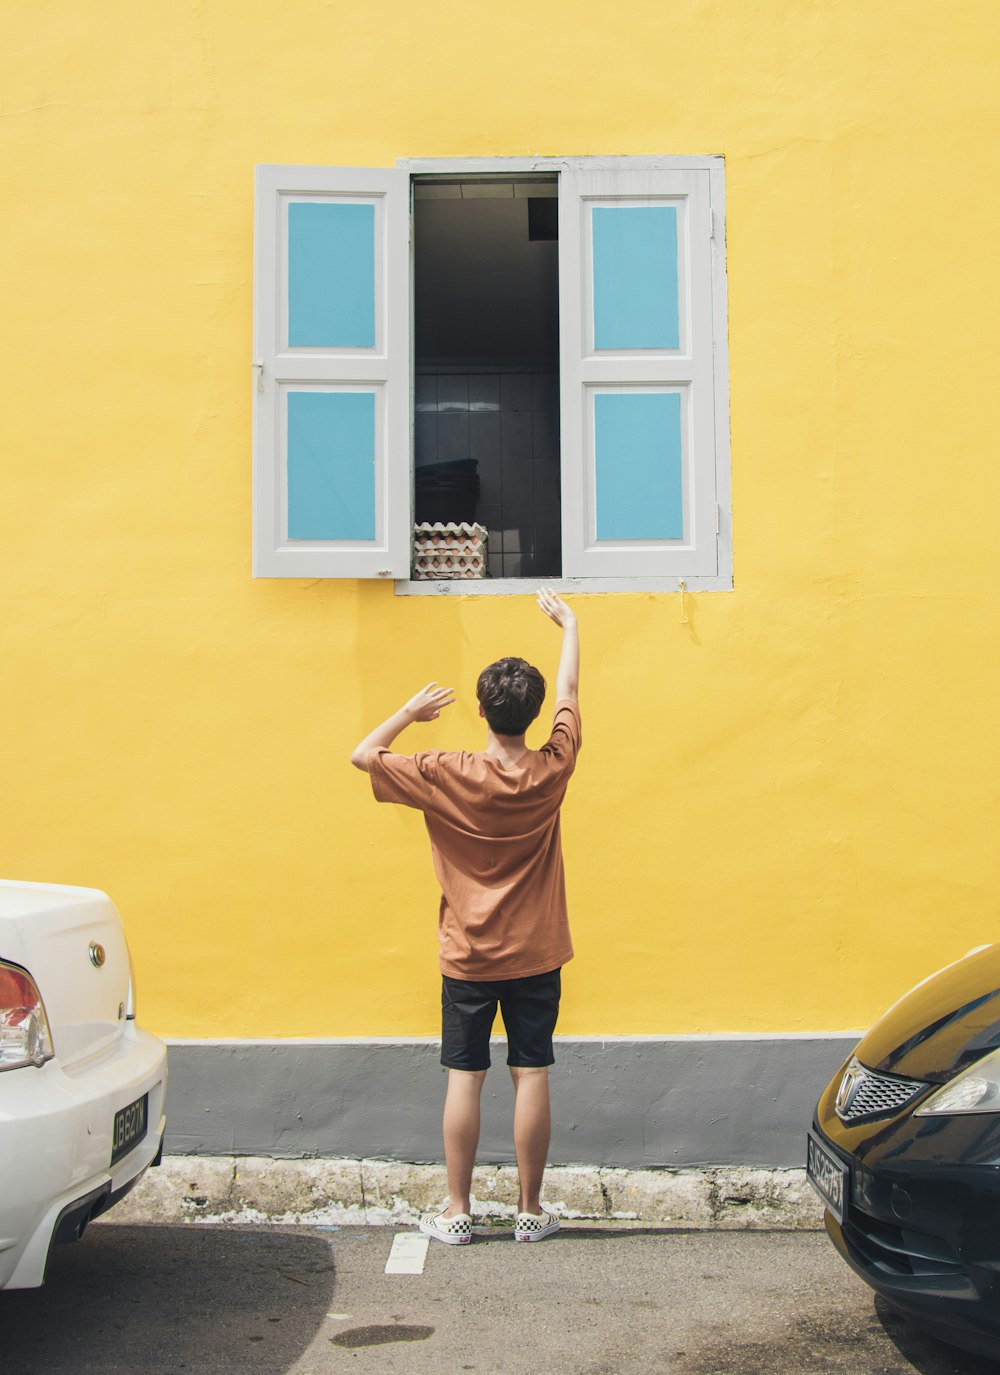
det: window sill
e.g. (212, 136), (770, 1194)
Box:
(394, 575), (734, 596)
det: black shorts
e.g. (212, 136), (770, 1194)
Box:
(440, 968), (562, 1072)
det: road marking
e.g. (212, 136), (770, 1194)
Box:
(385, 1233), (429, 1274)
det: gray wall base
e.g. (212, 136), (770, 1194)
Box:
(164, 1037), (855, 1169)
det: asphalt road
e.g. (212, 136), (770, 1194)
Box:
(2, 1223), (997, 1375)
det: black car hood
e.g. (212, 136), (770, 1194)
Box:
(856, 943), (1000, 1083)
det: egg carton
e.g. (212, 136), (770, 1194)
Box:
(413, 522), (488, 580)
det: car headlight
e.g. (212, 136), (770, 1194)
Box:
(0, 960), (55, 1070)
(915, 1045), (1000, 1115)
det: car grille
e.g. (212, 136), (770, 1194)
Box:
(836, 1061), (927, 1123)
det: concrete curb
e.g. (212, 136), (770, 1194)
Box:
(100, 1156), (826, 1231)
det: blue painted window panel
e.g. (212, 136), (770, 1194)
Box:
(592, 205), (679, 350)
(287, 391), (376, 541)
(288, 202), (376, 348)
(594, 392), (683, 541)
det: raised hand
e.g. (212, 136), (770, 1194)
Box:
(537, 589), (579, 704)
(403, 682), (457, 722)
(537, 588), (577, 629)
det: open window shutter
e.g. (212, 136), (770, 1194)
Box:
(559, 167), (722, 578)
(253, 165), (410, 578)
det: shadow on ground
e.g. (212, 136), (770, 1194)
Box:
(875, 1297), (1000, 1373)
(0, 1223), (336, 1375)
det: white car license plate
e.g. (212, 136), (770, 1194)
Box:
(111, 1092), (149, 1166)
(807, 1131), (848, 1223)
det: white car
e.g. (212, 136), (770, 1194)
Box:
(0, 881), (167, 1288)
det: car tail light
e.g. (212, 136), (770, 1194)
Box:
(0, 961), (55, 1070)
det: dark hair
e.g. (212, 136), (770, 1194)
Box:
(476, 657), (546, 736)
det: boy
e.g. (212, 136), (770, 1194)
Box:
(349, 588), (580, 1244)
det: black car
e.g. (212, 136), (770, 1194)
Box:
(809, 943), (1000, 1359)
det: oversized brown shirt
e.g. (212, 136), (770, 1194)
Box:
(368, 701), (581, 981)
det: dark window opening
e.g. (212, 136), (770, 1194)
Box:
(413, 176), (560, 579)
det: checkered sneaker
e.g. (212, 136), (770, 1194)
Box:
(419, 1211), (474, 1245)
(514, 1209), (560, 1243)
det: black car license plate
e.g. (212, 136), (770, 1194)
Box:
(807, 1131), (848, 1224)
(111, 1092), (149, 1166)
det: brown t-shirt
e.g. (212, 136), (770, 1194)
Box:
(368, 700), (581, 981)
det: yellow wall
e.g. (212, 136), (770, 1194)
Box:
(3, 1), (999, 1038)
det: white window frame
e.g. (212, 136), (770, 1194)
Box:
(253, 156), (732, 593)
(253, 165), (411, 578)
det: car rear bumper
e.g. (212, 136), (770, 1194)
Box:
(0, 1024), (167, 1289)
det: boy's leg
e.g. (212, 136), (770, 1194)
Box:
(509, 1065), (551, 1214)
(500, 969), (561, 1217)
(438, 976), (497, 1221)
(442, 1068), (487, 1217)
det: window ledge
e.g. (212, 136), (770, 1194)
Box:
(394, 575), (733, 596)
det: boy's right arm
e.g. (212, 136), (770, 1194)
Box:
(537, 588), (579, 704)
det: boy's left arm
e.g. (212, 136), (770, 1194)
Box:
(349, 683), (455, 772)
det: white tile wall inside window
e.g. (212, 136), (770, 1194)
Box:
(414, 367), (561, 578)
